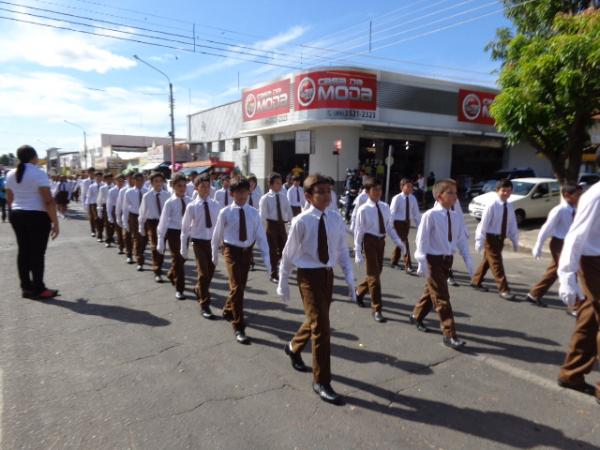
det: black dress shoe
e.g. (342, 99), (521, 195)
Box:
(222, 311), (234, 321)
(284, 342), (307, 371)
(557, 379), (596, 395)
(470, 284), (489, 292)
(443, 336), (466, 349)
(201, 306), (215, 320)
(235, 331), (250, 345)
(409, 315), (429, 332)
(354, 289), (365, 308)
(118, 250), (125, 255)
(373, 311), (387, 323)
(312, 383), (343, 405)
(447, 276), (459, 287)
(526, 294), (546, 307)
(406, 267), (416, 275)
(175, 291), (186, 300)
(499, 291), (518, 301)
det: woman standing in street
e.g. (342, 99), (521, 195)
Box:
(5, 145), (60, 299)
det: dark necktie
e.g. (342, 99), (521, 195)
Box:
(405, 196), (410, 222)
(276, 193), (283, 222)
(180, 198), (186, 217)
(156, 193), (162, 215)
(224, 191), (228, 206)
(447, 209), (453, 242)
(376, 202), (385, 235)
(318, 213), (329, 264)
(239, 207), (247, 241)
(500, 202), (508, 240)
(249, 193), (253, 207)
(204, 201), (212, 228)
(296, 188), (300, 203)
(138, 189), (142, 206)
(571, 208), (575, 220)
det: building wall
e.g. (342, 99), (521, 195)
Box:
(507, 142), (554, 178)
(424, 136), (452, 179)
(311, 127), (360, 190)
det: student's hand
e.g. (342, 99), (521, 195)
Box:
(212, 255), (219, 266)
(157, 244), (165, 255)
(475, 241), (483, 254)
(396, 241), (406, 254)
(348, 285), (356, 302)
(532, 245), (542, 260)
(277, 282), (290, 303)
(416, 263), (428, 278)
(354, 253), (363, 266)
(139, 228), (145, 236)
(50, 221), (59, 240)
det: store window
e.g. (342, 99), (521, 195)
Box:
(249, 136), (258, 149)
(218, 140), (225, 152)
(233, 138), (241, 151)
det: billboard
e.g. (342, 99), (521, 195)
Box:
(458, 89), (496, 125)
(242, 79), (291, 122)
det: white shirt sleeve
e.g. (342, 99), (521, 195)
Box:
(180, 204), (194, 259)
(533, 206), (559, 254)
(211, 208), (226, 263)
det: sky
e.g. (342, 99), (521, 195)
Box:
(0, 0), (513, 157)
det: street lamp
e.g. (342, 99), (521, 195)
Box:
(133, 54), (176, 175)
(64, 120), (88, 168)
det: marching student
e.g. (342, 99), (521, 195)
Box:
(116, 172), (134, 260)
(389, 178), (421, 273)
(287, 175), (305, 216)
(186, 171), (198, 198)
(212, 177), (271, 345)
(527, 184), (582, 307)
(410, 179), (474, 349)
(446, 199), (467, 287)
(181, 174), (221, 319)
(281, 173), (293, 195)
(247, 174), (261, 209)
(354, 178), (405, 323)
(556, 150), (599, 400)
(54, 175), (71, 219)
(81, 167), (96, 236)
(349, 187), (368, 231)
(123, 173), (147, 271)
(278, 173), (355, 405)
(106, 174), (125, 251)
(139, 172), (170, 282)
(214, 175), (231, 209)
(96, 173), (113, 243)
(259, 173), (292, 283)
(471, 178), (519, 300)
(157, 173), (190, 299)
(84, 171), (103, 241)
(326, 176), (339, 214)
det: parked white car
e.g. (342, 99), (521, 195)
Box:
(468, 178), (561, 225)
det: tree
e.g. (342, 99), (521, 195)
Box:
(487, 1), (599, 183)
(0, 153), (16, 166)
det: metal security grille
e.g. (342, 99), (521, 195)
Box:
(377, 81), (458, 116)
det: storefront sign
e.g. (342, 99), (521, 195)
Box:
(458, 89), (496, 125)
(242, 79), (291, 121)
(295, 70), (377, 112)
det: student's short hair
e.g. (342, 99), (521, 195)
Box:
(561, 183), (582, 196)
(94, 171), (103, 177)
(400, 178), (412, 188)
(172, 173), (187, 185)
(116, 174), (125, 180)
(149, 171), (165, 181)
(133, 173), (144, 180)
(432, 179), (457, 198)
(326, 176), (335, 186)
(87, 167), (95, 172)
(269, 172), (282, 185)
(194, 174), (211, 186)
(304, 174), (331, 194)
(292, 175), (301, 182)
(230, 177), (250, 192)
(496, 178), (513, 190)
(247, 174), (257, 183)
(364, 177), (382, 191)
(103, 172), (113, 178)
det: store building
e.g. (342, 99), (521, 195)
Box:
(187, 66), (553, 193)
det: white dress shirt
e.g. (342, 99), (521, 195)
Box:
(287, 185), (306, 208)
(116, 187), (129, 227)
(350, 190), (369, 231)
(81, 178), (92, 206)
(414, 202), (473, 276)
(139, 189), (171, 234)
(106, 185), (121, 223)
(278, 205), (355, 300)
(558, 181), (600, 305)
(354, 199), (404, 254)
(186, 182), (195, 198)
(532, 202), (576, 257)
(214, 187), (231, 209)
(97, 183), (112, 205)
(157, 195), (191, 254)
(180, 196), (221, 259)
(124, 186), (147, 216)
(211, 203), (271, 272)
(246, 190), (261, 209)
(85, 182), (101, 205)
(390, 192), (421, 227)
(475, 197), (519, 251)
(259, 190), (293, 223)
(5, 163), (50, 212)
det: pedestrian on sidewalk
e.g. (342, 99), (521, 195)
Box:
(5, 145), (59, 300)
(527, 183), (582, 308)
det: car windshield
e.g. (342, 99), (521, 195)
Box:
(511, 181), (535, 196)
(482, 180), (496, 192)
(580, 175), (599, 184)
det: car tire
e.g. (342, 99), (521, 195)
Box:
(515, 209), (526, 226)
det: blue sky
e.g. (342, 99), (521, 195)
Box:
(0, 0), (512, 156)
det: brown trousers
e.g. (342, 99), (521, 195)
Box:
(266, 220), (287, 279)
(128, 213), (146, 265)
(192, 239), (215, 308)
(357, 234), (385, 312)
(413, 255), (456, 338)
(391, 220), (412, 270)
(88, 204), (97, 234)
(559, 256), (600, 397)
(105, 207), (115, 244)
(291, 206), (302, 217)
(291, 268), (334, 384)
(145, 219), (164, 275)
(223, 244), (253, 332)
(165, 228), (185, 292)
(111, 207), (123, 250)
(95, 204), (106, 240)
(529, 237), (563, 300)
(471, 234), (509, 293)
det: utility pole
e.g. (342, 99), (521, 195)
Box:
(369, 20), (372, 53)
(64, 120), (88, 169)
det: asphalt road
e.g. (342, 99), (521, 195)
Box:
(0, 205), (598, 450)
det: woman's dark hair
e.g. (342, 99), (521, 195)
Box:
(16, 145), (38, 183)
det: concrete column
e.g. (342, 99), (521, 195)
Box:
(253, 134), (272, 192)
(311, 127), (360, 193)
(424, 136), (452, 180)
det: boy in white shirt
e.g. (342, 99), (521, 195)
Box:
(214, 175), (231, 209)
(106, 175), (125, 252)
(287, 175), (305, 216)
(389, 178), (421, 273)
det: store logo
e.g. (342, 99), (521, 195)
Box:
(245, 93), (257, 118)
(297, 77), (316, 107)
(462, 93), (482, 121)
(245, 88), (288, 119)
